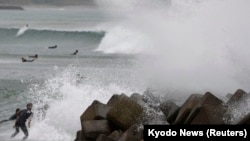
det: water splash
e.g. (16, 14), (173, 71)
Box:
(17, 65), (139, 141)
(16, 24), (29, 37)
(96, 0), (250, 95)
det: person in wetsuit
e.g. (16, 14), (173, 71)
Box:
(71, 49), (78, 55)
(21, 57), (35, 62)
(11, 103), (33, 141)
(29, 54), (38, 58)
(0, 108), (20, 124)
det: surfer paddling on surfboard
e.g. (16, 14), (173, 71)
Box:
(48, 45), (57, 49)
(71, 50), (78, 55)
(21, 57), (35, 62)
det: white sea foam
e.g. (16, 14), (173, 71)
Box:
(21, 65), (139, 141)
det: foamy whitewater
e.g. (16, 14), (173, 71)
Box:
(1, 0), (250, 140)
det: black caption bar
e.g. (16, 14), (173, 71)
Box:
(144, 125), (250, 141)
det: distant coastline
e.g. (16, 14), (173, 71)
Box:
(0, 5), (24, 10)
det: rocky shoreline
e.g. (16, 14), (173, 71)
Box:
(74, 89), (250, 141)
(0, 5), (24, 10)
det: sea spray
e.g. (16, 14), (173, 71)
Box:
(17, 65), (141, 141)
(95, 25), (148, 54)
(95, 0), (250, 96)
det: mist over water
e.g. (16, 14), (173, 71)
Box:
(96, 0), (250, 97)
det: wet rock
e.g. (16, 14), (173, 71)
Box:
(180, 92), (228, 124)
(80, 100), (110, 122)
(108, 130), (123, 140)
(96, 134), (116, 141)
(118, 124), (144, 141)
(174, 94), (202, 124)
(130, 93), (144, 106)
(107, 94), (144, 131)
(74, 88), (250, 141)
(74, 130), (94, 141)
(159, 100), (180, 124)
(140, 89), (168, 125)
(190, 103), (227, 124)
(237, 113), (250, 124)
(107, 94), (126, 106)
(142, 107), (168, 125)
(82, 120), (114, 139)
(227, 89), (248, 105)
(226, 89), (250, 124)
(75, 130), (84, 141)
(184, 92), (224, 124)
(0, 6), (24, 10)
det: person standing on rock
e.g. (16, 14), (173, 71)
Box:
(10, 103), (33, 141)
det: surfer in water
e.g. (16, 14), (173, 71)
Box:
(16, 24), (29, 37)
(21, 57), (35, 62)
(71, 49), (78, 55)
(28, 54), (38, 58)
(48, 45), (57, 49)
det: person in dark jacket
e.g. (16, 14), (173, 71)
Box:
(11, 103), (33, 141)
(0, 108), (20, 124)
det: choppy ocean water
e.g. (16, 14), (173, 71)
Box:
(1, 0), (250, 141)
(0, 7), (144, 141)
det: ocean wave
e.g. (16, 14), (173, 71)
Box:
(0, 27), (105, 39)
(16, 25), (29, 37)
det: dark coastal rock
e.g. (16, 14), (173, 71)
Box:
(106, 94), (144, 131)
(140, 89), (168, 124)
(225, 89), (250, 124)
(237, 113), (250, 124)
(142, 107), (168, 125)
(0, 5), (24, 10)
(130, 93), (145, 106)
(227, 89), (248, 105)
(80, 100), (110, 121)
(74, 130), (94, 141)
(96, 134), (116, 141)
(118, 124), (143, 141)
(75, 130), (84, 141)
(190, 103), (227, 124)
(130, 92), (168, 125)
(75, 88), (250, 140)
(108, 130), (123, 140)
(224, 93), (233, 102)
(184, 92), (224, 124)
(106, 94), (125, 106)
(160, 100), (180, 124)
(174, 94), (203, 124)
(82, 120), (114, 139)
